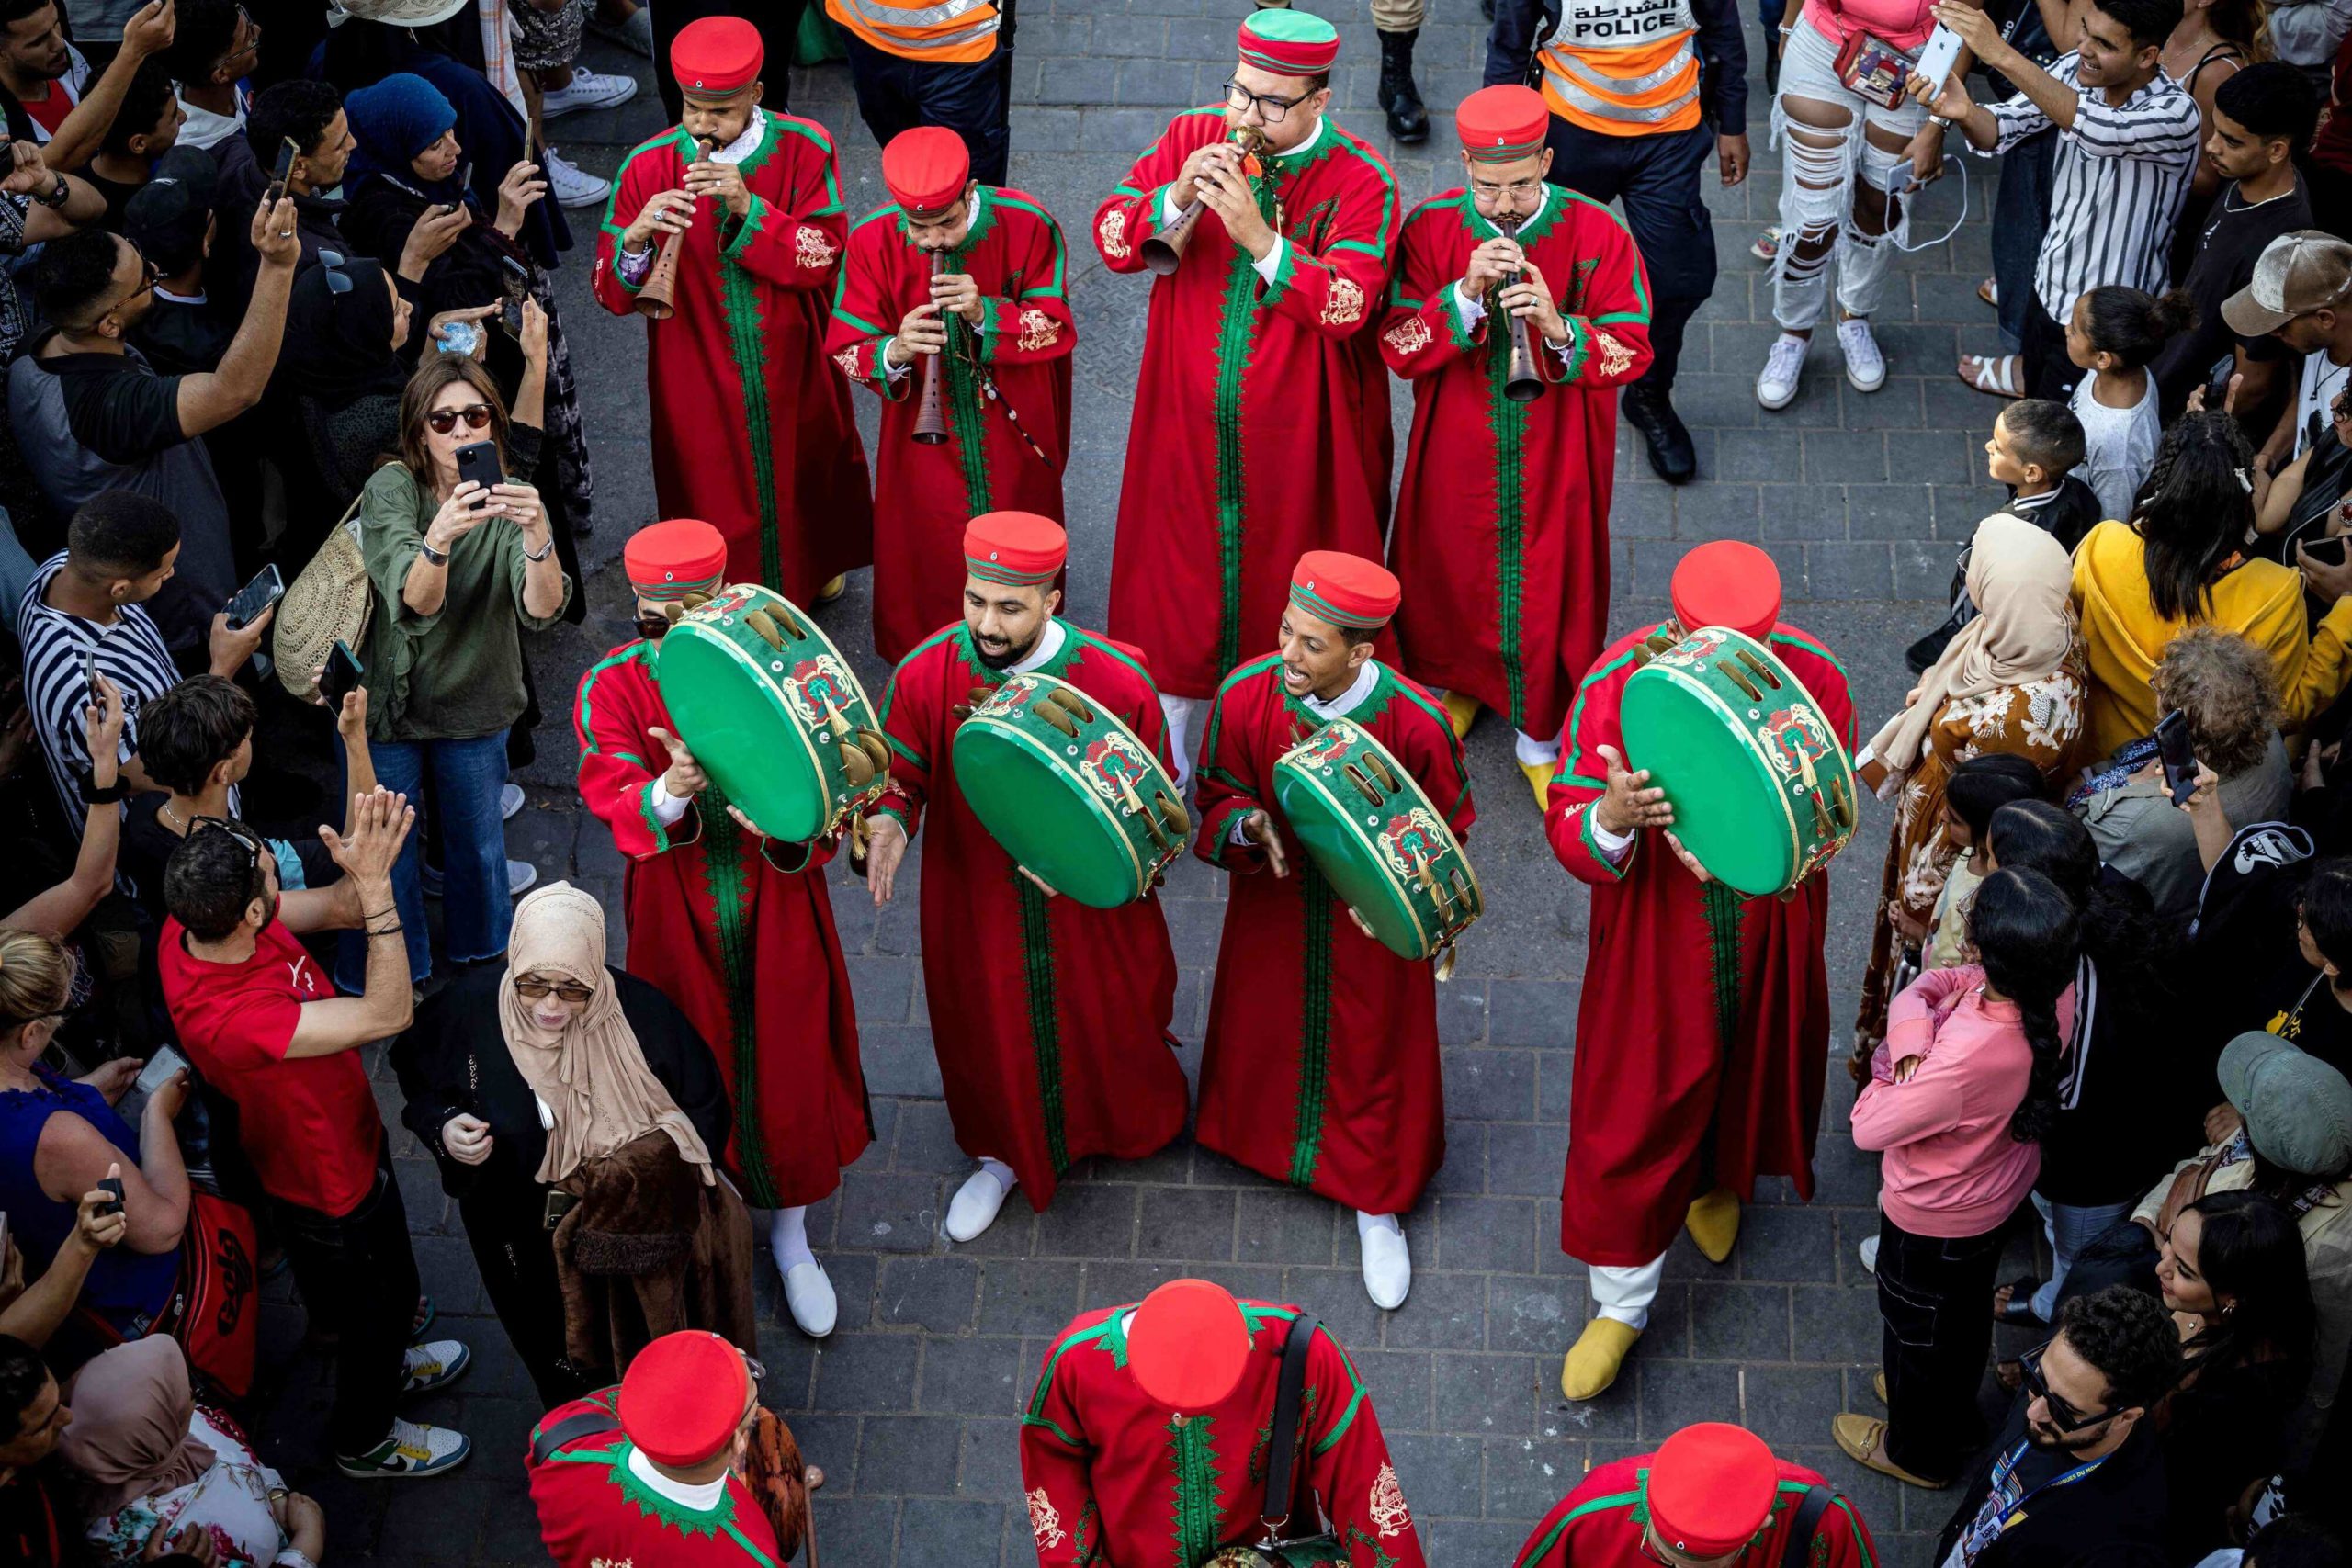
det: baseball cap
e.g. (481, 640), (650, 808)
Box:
(2217, 1031), (2352, 1178)
(123, 146), (220, 273)
(2222, 230), (2352, 336)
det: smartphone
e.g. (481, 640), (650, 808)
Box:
(2305, 535), (2350, 568)
(318, 640), (364, 708)
(435, 198), (461, 216)
(499, 296), (526, 339)
(1914, 23), (1964, 94)
(2154, 707), (2199, 806)
(498, 256), (529, 339)
(266, 134), (300, 205)
(223, 563), (285, 631)
(136, 1044), (187, 1097)
(455, 439), (503, 506)
(96, 1174), (124, 1217)
(83, 649), (100, 709)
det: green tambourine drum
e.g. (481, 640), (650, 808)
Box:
(651, 582), (892, 843)
(1204, 1540), (1349, 1568)
(951, 671), (1189, 908)
(1272, 719), (1480, 966)
(1617, 624), (1859, 897)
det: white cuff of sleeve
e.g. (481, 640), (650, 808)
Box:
(1453, 280), (1487, 325)
(1159, 186), (1183, 228)
(1228, 817), (1255, 847)
(1252, 236), (1286, 284)
(649, 774), (692, 826)
(880, 339), (909, 383)
(1589, 817), (1635, 860)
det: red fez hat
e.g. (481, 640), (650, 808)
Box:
(616, 1332), (751, 1467)
(625, 518), (729, 603)
(883, 127), (971, 219)
(964, 511), (1067, 587)
(1645, 1424), (1779, 1558)
(1237, 10), (1340, 76)
(671, 16), (762, 96)
(1291, 551), (1400, 631)
(1455, 85), (1549, 161)
(1669, 541), (1782, 641)
(1127, 1279), (1251, 1412)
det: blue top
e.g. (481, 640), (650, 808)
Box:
(0, 1065), (178, 1330)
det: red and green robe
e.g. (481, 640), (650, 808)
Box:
(1092, 112), (1401, 698)
(593, 111), (873, 604)
(573, 640), (872, 1210)
(1380, 186), (1655, 740)
(1021, 1301), (1427, 1568)
(827, 185), (1076, 663)
(1544, 622), (1854, 1267)
(528, 1387), (783, 1568)
(873, 619), (1188, 1210)
(1510, 1453), (1880, 1568)
(1192, 658), (1473, 1217)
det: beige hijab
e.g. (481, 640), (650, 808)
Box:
(58, 1337), (215, 1517)
(500, 882), (715, 1187)
(1867, 513), (2076, 773)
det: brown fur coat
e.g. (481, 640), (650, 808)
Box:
(551, 1130), (756, 1374)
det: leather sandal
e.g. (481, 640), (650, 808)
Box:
(1992, 1275), (2045, 1326)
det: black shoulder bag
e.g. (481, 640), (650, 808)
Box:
(1200, 1314), (1351, 1568)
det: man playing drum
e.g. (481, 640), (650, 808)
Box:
(863, 513), (1190, 1244)
(1192, 553), (1473, 1310)
(1544, 540), (1854, 1399)
(572, 519), (872, 1340)
(828, 126), (1077, 664)
(1382, 84), (1656, 808)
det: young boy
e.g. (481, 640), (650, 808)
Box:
(1906, 400), (2100, 670)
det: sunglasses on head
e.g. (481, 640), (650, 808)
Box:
(191, 814), (271, 900)
(425, 403), (493, 435)
(318, 248), (352, 296)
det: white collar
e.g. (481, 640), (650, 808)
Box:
(155, 287), (205, 304)
(1007, 618), (1067, 675)
(626, 1445), (729, 1512)
(1474, 182), (1551, 234)
(1303, 661), (1378, 720)
(1264, 115), (1325, 160)
(710, 108), (765, 167)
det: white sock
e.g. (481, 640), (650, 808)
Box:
(1355, 1210), (1401, 1240)
(1159, 694), (1200, 785)
(1515, 730), (1560, 766)
(978, 1156), (1018, 1194)
(768, 1205), (815, 1272)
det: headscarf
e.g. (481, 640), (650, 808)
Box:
(282, 255), (412, 412)
(57, 1337), (215, 1517)
(1867, 513), (2076, 773)
(500, 882), (716, 1187)
(342, 71), (460, 197)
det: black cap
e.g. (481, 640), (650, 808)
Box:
(123, 146), (220, 272)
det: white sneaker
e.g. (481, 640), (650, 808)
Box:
(502, 783), (524, 820)
(1756, 333), (1808, 410)
(944, 1165), (1011, 1243)
(507, 859), (538, 897)
(783, 1259), (839, 1338)
(335, 1416), (471, 1479)
(1859, 1234), (1880, 1275)
(401, 1339), (471, 1396)
(1360, 1221), (1411, 1310)
(1838, 315), (1887, 393)
(542, 149), (613, 209)
(539, 67), (639, 118)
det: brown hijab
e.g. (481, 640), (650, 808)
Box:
(58, 1337), (215, 1517)
(500, 882), (716, 1187)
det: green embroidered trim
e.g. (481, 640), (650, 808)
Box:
(1555, 186), (1649, 319)
(637, 781), (672, 852)
(995, 193), (1069, 297)
(944, 220), (995, 517)
(1074, 1500), (1102, 1567)
(1344, 1523), (1404, 1568)
(1482, 277), (1530, 730)
(1557, 635), (1651, 791)
(597, 131), (692, 243)
(1556, 315), (1593, 383)
(717, 227), (782, 591)
(1513, 1488), (1645, 1568)
(1016, 872), (1069, 1175)
(1024, 1315), (1122, 1427)
(1289, 860), (1334, 1189)
(574, 644), (650, 757)
(1167, 1415), (1222, 1568)
(700, 793), (777, 1205)
(1577, 807), (1627, 879)
(596, 1438), (737, 1538)
(1208, 238), (1261, 679)
(1249, 1383), (1318, 1483)
(1702, 879), (1745, 1049)
(721, 1519), (784, 1568)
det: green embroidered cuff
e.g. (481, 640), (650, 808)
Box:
(1578, 805), (1629, 880)
(1440, 286), (1479, 354)
(1556, 316), (1592, 383)
(721, 194), (771, 260)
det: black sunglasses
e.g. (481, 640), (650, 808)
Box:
(191, 814), (270, 899)
(318, 248), (352, 297)
(425, 403), (494, 435)
(2018, 1342), (2119, 1433)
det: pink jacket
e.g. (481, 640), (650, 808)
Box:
(1801, 0), (1938, 54)
(1852, 966), (2068, 1238)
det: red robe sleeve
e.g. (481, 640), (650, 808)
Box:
(719, 120), (849, 294)
(1377, 210), (1478, 381)
(1300, 1327), (1428, 1568)
(980, 203), (1077, 367)
(592, 139), (669, 318)
(1192, 665), (1277, 874)
(825, 214), (903, 398)
(573, 648), (704, 861)
(1385, 678), (1475, 843)
(873, 644), (940, 839)
(1017, 1328), (1102, 1568)
(1257, 148), (1398, 344)
(1091, 113), (1205, 275)
(1550, 209), (1655, 389)
(1544, 651), (1638, 886)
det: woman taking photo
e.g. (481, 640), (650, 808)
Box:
(352, 351), (571, 989)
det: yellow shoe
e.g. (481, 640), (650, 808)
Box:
(1872, 1370), (1887, 1404)
(816, 574), (847, 604)
(1520, 759), (1558, 811)
(1832, 1413), (1947, 1488)
(1685, 1186), (1740, 1264)
(1441, 690), (1478, 740)
(1560, 1317), (1640, 1401)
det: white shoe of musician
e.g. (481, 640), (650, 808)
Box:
(1358, 1212), (1411, 1310)
(782, 1260), (839, 1338)
(944, 1159), (1016, 1243)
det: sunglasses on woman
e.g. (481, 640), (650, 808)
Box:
(425, 403), (494, 435)
(513, 977), (594, 1004)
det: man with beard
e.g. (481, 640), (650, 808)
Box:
(1190, 552), (1472, 1309)
(1933, 1287), (2178, 1563)
(571, 518), (870, 1339)
(863, 512), (1189, 1244)
(828, 125), (1074, 663)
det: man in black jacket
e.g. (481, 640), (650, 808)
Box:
(1935, 1286), (2180, 1568)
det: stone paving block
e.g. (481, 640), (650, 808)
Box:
(1713, 426), (1807, 483)
(1136, 1185), (1238, 1259)
(1759, 484), (1849, 539)
(1486, 1273), (1576, 1357)
(1884, 428), (1975, 484)
(1428, 1121), (1488, 1195)
(1434, 1517), (1548, 1562)
(861, 1026), (945, 1100)
(1238, 1187), (1341, 1269)
(890, 1098), (969, 1174)
(878, 1255), (983, 1334)
(1894, 538), (1961, 600)
(1116, 57), (1199, 107)
(1804, 540), (1897, 599)
(1689, 1281), (1794, 1361)
(1035, 55), (1117, 105)
(959, 1415), (1026, 1499)
(1673, 479), (1760, 540)
(1431, 1350), (1543, 1438)
(1840, 378), (1929, 431)
(977, 1258), (1084, 1338)
(1640, 1358), (1742, 1440)
(1283, 1265), (1386, 1346)
(1442, 1048), (1538, 1122)
(1353, 1345), (1435, 1431)
(1487, 978), (1576, 1047)
(1736, 1203), (1839, 1283)
(1844, 483), (1939, 538)
(785, 1411), (863, 1494)
(1487, 1433), (1587, 1519)
(1804, 428), (1889, 483)
(1387, 1428), (1484, 1516)
(1672, 371), (1765, 430)
(1793, 1280), (1889, 1362)
(1535, 1050), (1575, 1122)
(1611, 480), (1676, 538)
(1434, 1193), (1543, 1274)
(837, 1168), (949, 1253)
(813, 1497), (901, 1568)
(918, 1334), (1033, 1417)
(848, 953), (919, 1023)
(815, 1331), (922, 1414)
(861, 1415), (965, 1495)
(1034, 1182), (1139, 1258)
(1437, 980), (1489, 1045)
(1079, 106), (1181, 155)
(1487, 1119), (1567, 1200)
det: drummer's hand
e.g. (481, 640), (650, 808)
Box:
(724, 803), (763, 839)
(1594, 744), (1672, 836)
(649, 726), (707, 799)
(1242, 808), (1289, 878)
(1017, 864), (1058, 898)
(1344, 906), (1377, 941)
(865, 813), (909, 904)
(1663, 830), (1713, 884)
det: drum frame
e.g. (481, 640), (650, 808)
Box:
(1274, 720), (1482, 964)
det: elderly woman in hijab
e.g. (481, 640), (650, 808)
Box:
(390, 882), (739, 1407)
(1852, 513), (2088, 1055)
(62, 1337), (328, 1567)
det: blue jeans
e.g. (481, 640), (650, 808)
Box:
(1991, 128), (2055, 350)
(2028, 1192), (2137, 1321)
(335, 731), (513, 991)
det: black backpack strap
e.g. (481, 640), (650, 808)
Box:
(1260, 1312), (1321, 1537)
(529, 1409), (622, 1467)
(1779, 1485), (1838, 1568)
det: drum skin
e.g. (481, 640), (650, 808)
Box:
(952, 671), (1187, 908)
(653, 583), (890, 842)
(1273, 719), (1481, 962)
(1618, 624), (1859, 897)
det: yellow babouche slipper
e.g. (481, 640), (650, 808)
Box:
(1441, 690), (1478, 740)
(1560, 1316), (1641, 1401)
(1686, 1185), (1740, 1264)
(817, 574), (848, 604)
(1520, 759), (1558, 812)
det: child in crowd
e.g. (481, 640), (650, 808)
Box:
(1923, 754), (2051, 971)
(2068, 286), (2198, 524)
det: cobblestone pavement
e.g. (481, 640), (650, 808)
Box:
(241, 4), (2054, 1562)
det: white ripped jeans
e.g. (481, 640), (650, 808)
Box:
(1770, 16), (1929, 332)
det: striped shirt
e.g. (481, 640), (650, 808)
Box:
(1986, 53), (2201, 323)
(18, 552), (180, 830)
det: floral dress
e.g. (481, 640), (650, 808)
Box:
(83, 1406), (309, 1568)
(1854, 639), (2089, 1051)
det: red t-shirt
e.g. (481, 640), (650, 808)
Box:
(159, 918), (384, 1217)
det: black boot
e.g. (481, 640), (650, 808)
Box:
(1621, 384), (1698, 483)
(1379, 28), (1430, 144)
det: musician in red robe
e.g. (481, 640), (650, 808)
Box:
(572, 519), (871, 1340)
(862, 513), (1188, 1243)
(1092, 11), (1402, 782)
(530, 1331), (781, 1568)
(1381, 85), (1656, 809)
(1021, 1278), (1427, 1568)
(593, 17), (872, 605)
(1192, 553), (1473, 1310)
(828, 127), (1076, 664)
(1510, 1421), (1878, 1568)
(1545, 541), (1854, 1401)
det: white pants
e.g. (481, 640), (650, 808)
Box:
(1159, 694), (1201, 787)
(1770, 18), (1927, 331)
(1590, 1252), (1668, 1329)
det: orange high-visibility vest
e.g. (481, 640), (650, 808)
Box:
(825, 0), (1001, 64)
(1535, 0), (1703, 136)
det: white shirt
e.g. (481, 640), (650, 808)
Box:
(1453, 185), (1553, 325)
(2070, 370), (2160, 525)
(625, 1445), (729, 1512)
(175, 88), (247, 152)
